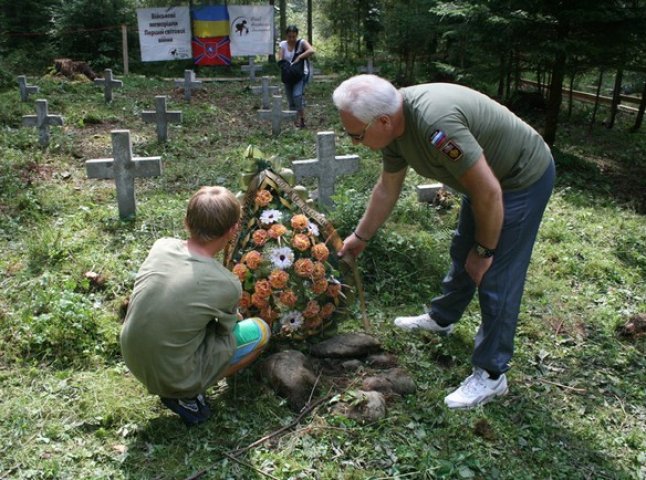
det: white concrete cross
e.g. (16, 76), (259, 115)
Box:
(257, 95), (297, 137)
(94, 68), (123, 103)
(86, 130), (162, 219)
(141, 96), (182, 143)
(175, 69), (202, 102)
(292, 131), (360, 207)
(17, 75), (39, 102)
(251, 76), (279, 109)
(241, 57), (263, 82)
(358, 58), (380, 75)
(22, 99), (64, 147)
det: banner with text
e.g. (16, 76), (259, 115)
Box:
(137, 7), (191, 62)
(228, 5), (274, 57)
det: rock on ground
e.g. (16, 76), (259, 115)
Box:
(309, 332), (382, 358)
(259, 349), (318, 411)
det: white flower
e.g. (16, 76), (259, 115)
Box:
(269, 247), (294, 269)
(260, 209), (283, 225)
(280, 311), (303, 332)
(307, 221), (319, 237)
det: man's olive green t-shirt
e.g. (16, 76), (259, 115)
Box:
(382, 83), (552, 193)
(120, 238), (241, 398)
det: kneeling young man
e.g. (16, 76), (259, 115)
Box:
(121, 186), (270, 425)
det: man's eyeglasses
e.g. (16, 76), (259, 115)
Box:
(346, 117), (376, 142)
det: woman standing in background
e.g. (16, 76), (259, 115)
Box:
(277, 25), (315, 128)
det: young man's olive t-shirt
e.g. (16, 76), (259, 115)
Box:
(382, 83), (552, 193)
(120, 238), (241, 398)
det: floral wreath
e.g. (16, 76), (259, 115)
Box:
(224, 146), (363, 340)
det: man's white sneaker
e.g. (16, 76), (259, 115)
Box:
(393, 313), (454, 334)
(444, 368), (508, 409)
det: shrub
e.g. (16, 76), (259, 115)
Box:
(331, 189), (449, 307)
(5, 274), (120, 367)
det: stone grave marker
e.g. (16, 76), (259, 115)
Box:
(22, 99), (64, 147)
(86, 130), (162, 219)
(257, 95), (296, 137)
(416, 183), (444, 203)
(241, 57), (262, 81)
(251, 76), (279, 109)
(94, 68), (123, 103)
(141, 96), (182, 142)
(358, 58), (380, 75)
(175, 69), (202, 102)
(17, 75), (39, 102)
(292, 131), (360, 207)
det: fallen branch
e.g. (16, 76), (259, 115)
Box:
(539, 378), (586, 394)
(553, 318), (564, 336)
(227, 392), (334, 458)
(223, 452), (280, 480)
(182, 391), (335, 480)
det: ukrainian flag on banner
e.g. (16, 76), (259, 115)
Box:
(192, 6), (229, 37)
(191, 5), (231, 65)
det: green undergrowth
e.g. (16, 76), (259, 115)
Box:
(0, 74), (644, 479)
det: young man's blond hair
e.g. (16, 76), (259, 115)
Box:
(184, 186), (240, 243)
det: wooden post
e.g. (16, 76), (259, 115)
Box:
(122, 24), (129, 75)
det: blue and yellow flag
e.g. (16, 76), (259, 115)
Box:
(192, 6), (229, 37)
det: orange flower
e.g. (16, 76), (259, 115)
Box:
(327, 283), (342, 298)
(251, 293), (269, 309)
(321, 302), (336, 318)
(269, 269), (289, 289)
(311, 278), (329, 295)
(252, 229), (269, 246)
(243, 250), (263, 270)
(260, 305), (279, 323)
(292, 233), (311, 251)
(303, 300), (321, 318)
(290, 214), (308, 230)
(294, 258), (315, 277)
(232, 263), (249, 282)
(311, 243), (330, 262)
(305, 315), (322, 330)
(268, 223), (287, 239)
(239, 291), (252, 310)
(312, 261), (326, 280)
(254, 279), (272, 298)
(279, 290), (298, 307)
(255, 189), (273, 207)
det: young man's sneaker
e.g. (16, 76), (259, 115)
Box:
(196, 393), (211, 417)
(393, 313), (454, 334)
(444, 368), (508, 409)
(161, 396), (211, 426)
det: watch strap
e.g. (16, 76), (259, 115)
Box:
(475, 242), (496, 258)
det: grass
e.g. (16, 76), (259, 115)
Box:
(0, 71), (645, 480)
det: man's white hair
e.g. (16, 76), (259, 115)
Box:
(332, 74), (401, 122)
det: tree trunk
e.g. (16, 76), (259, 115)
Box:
(497, 53), (505, 98)
(567, 73), (575, 119)
(630, 80), (646, 132)
(307, 0), (312, 44)
(513, 50), (521, 95)
(605, 67), (624, 129)
(590, 69), (603, 132)
(543, 47), (566, 147)
(268, 0), (276, 63)
(279, 0), (286, 39)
